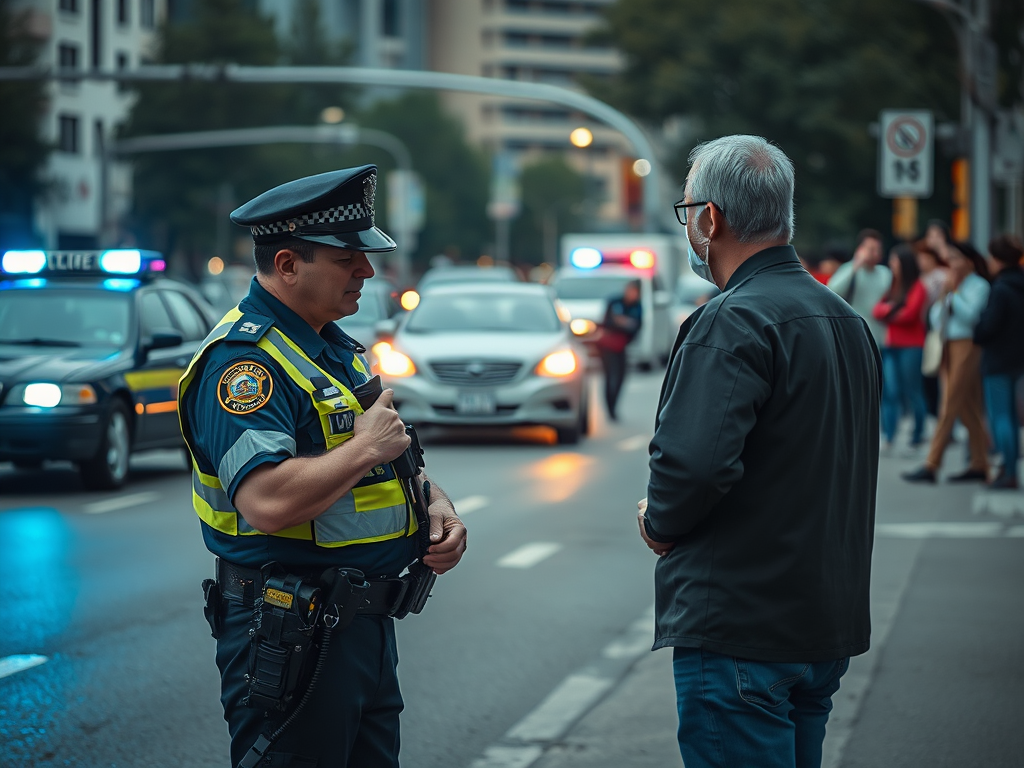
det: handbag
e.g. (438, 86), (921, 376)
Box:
(922, 329), (943, 376)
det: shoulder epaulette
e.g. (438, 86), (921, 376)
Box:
(223, 313), (275, 343)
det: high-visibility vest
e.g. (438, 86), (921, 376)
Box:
(177, 306), (415, 547)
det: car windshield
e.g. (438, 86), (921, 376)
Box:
(0, 289), (131, 348)
(553, 275), (634, 300)
(406, 293), (561, 333)
(419, 267), (517, 289)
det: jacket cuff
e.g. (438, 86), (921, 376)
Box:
(644, 515), (677, 544)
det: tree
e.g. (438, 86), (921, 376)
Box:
(0, 0), (49, 247)
(511, 157), (586, 264)
(121, 0), (359, 276)
(589, 0), (963, 247)
(357, 92), (491, 268)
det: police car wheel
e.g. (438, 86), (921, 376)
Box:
(80, 401), (132, 490)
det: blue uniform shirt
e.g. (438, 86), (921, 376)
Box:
(183, 277), (417, 576)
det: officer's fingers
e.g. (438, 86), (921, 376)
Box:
(427, 520), (465, 553)
(376, 388), (395, 410)
(427, 504), (445, 543)
(637, 497), (648, 513)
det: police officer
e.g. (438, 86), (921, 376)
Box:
(178, 165), (467, 767)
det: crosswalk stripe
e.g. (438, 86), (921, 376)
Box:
(617, 435), (649, 451)
(83, 491), (161, 514)
(453, 496), (489, 515)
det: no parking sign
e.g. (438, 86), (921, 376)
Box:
(878, 110), (934, 198)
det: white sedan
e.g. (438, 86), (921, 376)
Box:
(372, 283), (590, 443)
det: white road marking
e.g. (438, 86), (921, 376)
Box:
(454, 495), (489, 515)
(617, 434), (649, 451)
(506, 674), (615, 741)
(496, 542), (563, 569)
(1007, 525), (1024, 537)
(0, 654), (48, 680)
(467, 606), (655, 768)
(83, 491), (161, 515)
(876, 522), (1006, 538)
(972, 491), (1024, 519)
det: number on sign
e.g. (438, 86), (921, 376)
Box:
(893, 159), (920, 183)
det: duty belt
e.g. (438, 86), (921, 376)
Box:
(216, 558), (409, 617)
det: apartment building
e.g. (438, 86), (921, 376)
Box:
(429, 0), (630, 224)
(15, 0), (166, 248)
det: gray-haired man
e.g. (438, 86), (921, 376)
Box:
(637, 136), (881, 768)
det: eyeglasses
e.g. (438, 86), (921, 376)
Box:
(674, 200), (724, 226)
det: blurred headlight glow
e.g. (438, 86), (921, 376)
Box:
(570, 318), (597, 336)
(23, 383), (62, 408)
(379, 348), (416, 377)
(400, 290), (420, 311)
(555, 302), (572, 323)
(99, 249), (142, 274)
(2, 250), (47, 274)
(536, 349), (577, 377)
(570, 248), (602, 270)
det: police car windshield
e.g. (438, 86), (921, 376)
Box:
(0, 290), (131, 348)
(406, 293), (560, 333)
(553, 275), (634, 300)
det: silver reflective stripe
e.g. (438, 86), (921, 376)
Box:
(263, 330), (324, 383)
(193, 471), (233, 512)
(218, 429), (297, 491)
(313, 499), (407, 544)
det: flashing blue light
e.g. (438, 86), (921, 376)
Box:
(570, 247), (603, 270)
(102, 278), (140, 292)
(0, 278), (47, 290)
(2, 250), (47, 274)
(100, 249), (142, 274)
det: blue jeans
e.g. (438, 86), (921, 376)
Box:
(674, 648), (849, 768)
(881, 346), (927, 444)
(984, 374), (1021, 478)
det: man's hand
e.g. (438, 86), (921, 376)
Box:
(637, 498), (674, 557)
(422, 495), (467, 575)
(353, 389), (410, 465)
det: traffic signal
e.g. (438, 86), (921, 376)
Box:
(951, 158), (970, 240)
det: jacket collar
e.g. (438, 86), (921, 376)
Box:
(242, 277), (331, 358)
(724, 245), (800, 292)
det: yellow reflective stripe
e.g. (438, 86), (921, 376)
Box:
(351, 480), (407, 512)
(193, 483), (238, 535)
(314, 527), (409, 548)
(125, 368), (183, 391)
(353, 354), (369, 378)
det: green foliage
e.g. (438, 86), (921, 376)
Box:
(590, 0), (962, 247)
(357, 92), (491, 266)
(121, 0), (357, 273)
(511, 156), (586, 264)
(0, 0), (49, 240)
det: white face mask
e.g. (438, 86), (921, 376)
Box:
(687, 205), (714, 284)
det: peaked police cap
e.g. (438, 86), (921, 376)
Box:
(229, 165), (396, 253)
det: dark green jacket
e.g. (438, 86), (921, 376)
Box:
(646, 245), (881, 663)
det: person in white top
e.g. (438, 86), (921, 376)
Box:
(828, 229), (893, 350)
(903, 241), (992, 483)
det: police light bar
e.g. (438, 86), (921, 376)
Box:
(570, 247), (603, 269)
(1, 249), (166, 277)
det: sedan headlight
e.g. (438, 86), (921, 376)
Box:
(376, 346), (417, 378)
(570, 318), (597, 336)
(536, 349), (578, 378)
(8, 382), (98, 408)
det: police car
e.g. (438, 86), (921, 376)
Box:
(0, 249), (219, 489)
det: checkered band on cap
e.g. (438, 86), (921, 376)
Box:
(250, 200), (372, 237)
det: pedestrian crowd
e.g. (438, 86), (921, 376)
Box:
(822, 224), (1024, 489)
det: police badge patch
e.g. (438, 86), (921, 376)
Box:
(218, 361), (273, 414)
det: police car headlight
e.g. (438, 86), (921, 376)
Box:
(12, 383), (98, 408)
(536, 349), (578, 377)
(570, 318), (597, 336)
(378, 348), (416, 378)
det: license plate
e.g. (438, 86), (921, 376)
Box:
(456, 391), (496, 415)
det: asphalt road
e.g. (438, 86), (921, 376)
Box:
(0, 371), (661, 768)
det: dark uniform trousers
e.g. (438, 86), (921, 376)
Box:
(218, 597), (403, 768)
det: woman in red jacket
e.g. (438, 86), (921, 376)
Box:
(873, 243), (929, 449)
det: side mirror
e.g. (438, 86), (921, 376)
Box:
(144, 329), (184, 352)
(374, 318), (399, 343)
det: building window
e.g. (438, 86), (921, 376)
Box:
(58, 115), (80, 154)
(58, 43), (79, 70)
(118, 0), (130, 25)
(382, 0), (400, 38)
(140, 0), (155, 29)
(59, 0), (79, 12)
(116, 51), (129, 91)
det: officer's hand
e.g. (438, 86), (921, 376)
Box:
(422, 497), (467, 575)
(354, 389), (410, 464)
(637, 498), (674, 557)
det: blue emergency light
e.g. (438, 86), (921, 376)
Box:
(1, 249), (166, 277)
(570, 247), (603, 269)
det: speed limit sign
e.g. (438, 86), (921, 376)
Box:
(878, 110), (934, 198)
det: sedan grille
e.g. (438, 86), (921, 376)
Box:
(429, 361), (523, 386)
